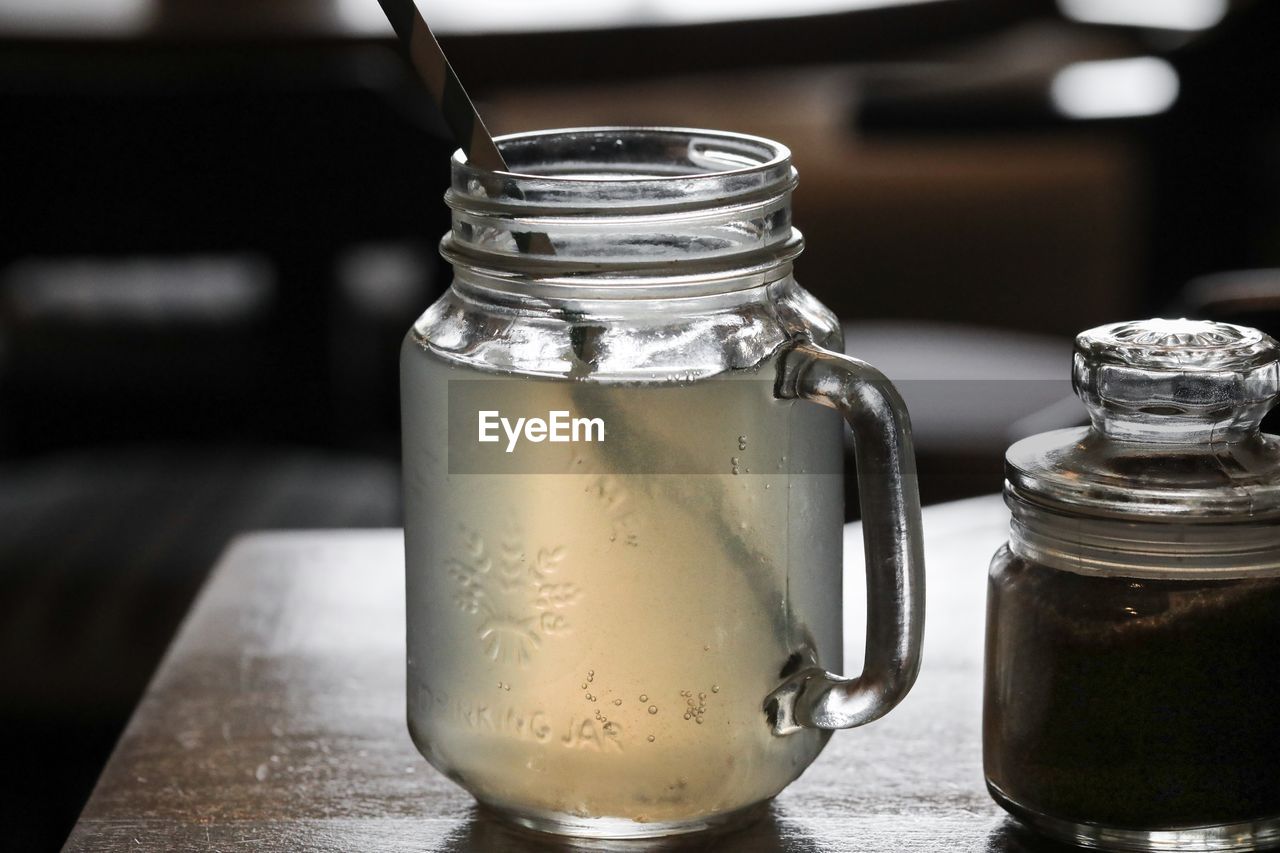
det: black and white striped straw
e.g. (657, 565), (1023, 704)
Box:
(375, 0), (508, 172)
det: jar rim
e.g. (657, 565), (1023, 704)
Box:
(447, 126), (798, 218)
(452, 126), (793, 182)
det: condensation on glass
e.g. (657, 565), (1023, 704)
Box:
(400, 128), (926, 838)
(985, 318), (1280, 851)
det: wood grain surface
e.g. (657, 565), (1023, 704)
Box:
(64, 496), (1066, 852)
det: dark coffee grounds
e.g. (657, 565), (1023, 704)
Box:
(985, 548), (1280, 829)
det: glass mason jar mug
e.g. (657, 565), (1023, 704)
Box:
(401, 128), (925, 838)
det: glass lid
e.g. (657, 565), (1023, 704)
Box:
(1006, 318), (1280, 521)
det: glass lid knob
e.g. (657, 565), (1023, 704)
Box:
(1073, 318), (1280, 443)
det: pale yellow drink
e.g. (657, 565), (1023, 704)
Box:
(402, 338), (843, 835)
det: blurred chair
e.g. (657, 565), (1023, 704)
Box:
(0, 36), (450, 850)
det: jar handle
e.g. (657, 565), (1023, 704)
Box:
(766, 340), (926, 734)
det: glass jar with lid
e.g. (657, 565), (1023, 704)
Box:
(985, 318), (1280, 851)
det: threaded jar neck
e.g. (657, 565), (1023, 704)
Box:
(440, 127), (802, 296)
(1006, 490), (1280, 579)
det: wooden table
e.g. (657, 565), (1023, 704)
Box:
(65, 495), (1054, 852)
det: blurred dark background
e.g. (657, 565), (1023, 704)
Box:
(2, 0), (1279, 847)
